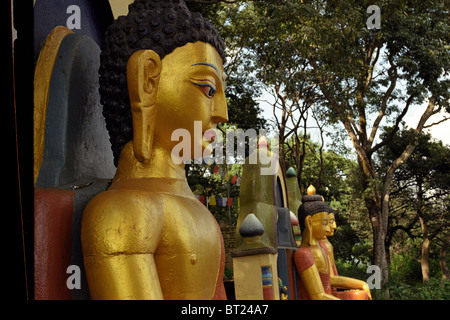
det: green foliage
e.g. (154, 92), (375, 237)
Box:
(377, 127), (450, 285)
(325, 159), (374, 264)
(328, 260), (449, 301)
(224, 266), (234, 280)
(385, 252), (450, 299)
(186, 1), (267, 133)
(389, 277), (450, 300)
(378, 127), (450, 193)
(334, 258), (368, 281)
(390, 253), (423, 283)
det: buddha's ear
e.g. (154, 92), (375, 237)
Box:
(127, 50), (162, 163)
(304, 215), (313, 245)
(305, 215), (312, 229)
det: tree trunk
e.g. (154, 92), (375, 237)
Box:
(385, 236), (391, 265)
(417, 182), (430, 284)
(353, 139), (391, 298)
(440, 234), (450, 281)
(367, 196), (390, 298)
(421, 235), (431, 284)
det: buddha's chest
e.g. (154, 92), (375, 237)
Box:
(310, 244), (329, 274)
(155, 197), (222, 299)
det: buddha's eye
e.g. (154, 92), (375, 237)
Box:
(200, 84), (216, 98)
(191, 81), (216, 99)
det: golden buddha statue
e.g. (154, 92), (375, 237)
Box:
(295, 185), (371, 300)
(81, 0), (228, 300)
(294, 186), (339, 300)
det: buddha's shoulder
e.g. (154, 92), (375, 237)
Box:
(81, 188), (164, 254)
(84, 188), (164, 217)
(294, 246), (315, 272)
(295, 246), (313, 259)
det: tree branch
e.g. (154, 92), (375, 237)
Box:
(369, 93), (415, 157)
(423, 116), (450, 128)
(381, 97), (438, 234)
(368, 53), (398, 147)
(309, 58), (360, 148)
(365, 41), (382, 88)
(385, 97), (437, 176)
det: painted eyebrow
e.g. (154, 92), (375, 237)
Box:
(191, 63), (221, 78)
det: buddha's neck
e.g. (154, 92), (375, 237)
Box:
(301, 229), (319, 247)
(112, 141), (186, 183)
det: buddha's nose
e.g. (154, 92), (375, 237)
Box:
(212, 93), (228, 124)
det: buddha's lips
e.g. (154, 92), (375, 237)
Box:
(203, 130), (216, 142)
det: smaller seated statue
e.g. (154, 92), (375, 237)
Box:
(322, 210), (372, 300)
(293, 186), (339, 300)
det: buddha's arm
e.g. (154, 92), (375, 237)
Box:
(330, 275), (372, 300)
(82, 251), (163, 299)
(300, 264), (340, 300)
(81, 191), (164, 299)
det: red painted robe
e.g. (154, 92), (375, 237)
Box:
(294, 241), (332, 300)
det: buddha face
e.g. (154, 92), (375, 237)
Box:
(153, 41), (228, 158)
(309, 212), (330, 241)
(326, 213), (337, 237)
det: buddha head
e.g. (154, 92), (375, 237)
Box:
(326, 212), (337, 237)
(99, 0), (228, 166)
(297, 186), (334, 245)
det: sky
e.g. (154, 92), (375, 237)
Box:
(258, 94), (450, 153)
(402, 103), (449, 146)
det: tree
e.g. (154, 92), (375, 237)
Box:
(188, 1), (450, 294)
(186, 1), (267, 133)
(244, 0), (449, 296)
(231, 1), (327, 187)
(378, 127), (450, 284)
(312, 1), (449, 295)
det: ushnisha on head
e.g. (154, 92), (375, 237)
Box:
(99, 0), (226, 166)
